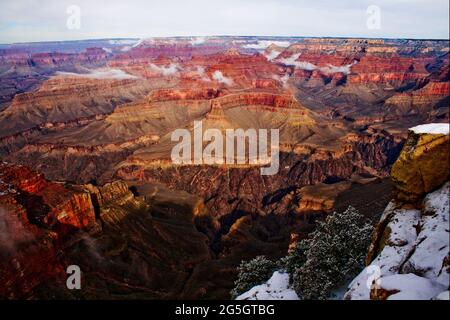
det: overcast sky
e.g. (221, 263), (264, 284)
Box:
(0, 0), (448, 43)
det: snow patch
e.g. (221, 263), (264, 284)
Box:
(433, 291), (450, 300)
(380, 274), (446, 300)
(345, 182), (450, 300)
(236, 271), (299, 300)
(410, 123), (449, 135)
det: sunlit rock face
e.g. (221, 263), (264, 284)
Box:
(391, 124), (449, 202)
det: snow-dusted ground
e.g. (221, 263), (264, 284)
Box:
(345, 182), (449, 300)
(410, 123), (449, 135)
(236, 272), (299, 300)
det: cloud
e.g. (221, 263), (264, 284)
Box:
(190, 36), (207, 45)
(212, 70), (234, 86)
(0, 205), (34, 253)
(56, 68), (139, 79)
(196, 66), (211, 81)
(279, 53), (358, 74)
(264, 50), (282, 61)
(279, 53), (317, 71)
(272, 74), (291, 88)
(243, 40), (291, 50)
(319, 61), (358, 75)
(149, 63), (182, 76)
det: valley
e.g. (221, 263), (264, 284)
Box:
(0, 36), (448, 299)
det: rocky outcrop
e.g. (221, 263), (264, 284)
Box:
(0, 164), (214, 299)
(0, 162), (97, 231)
(0, 162), (97, 298)
(345, 124), (449, 300)
(296, 181), (352, 213)
(391, 125), (449, 202)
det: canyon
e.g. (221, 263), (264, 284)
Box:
(0, 36), (448, 299)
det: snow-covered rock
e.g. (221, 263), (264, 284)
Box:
(374, 274), (446, 300)
(236, 271), (299, 300)
(410, 123), (449, 135)
(345, 182), (450, 300)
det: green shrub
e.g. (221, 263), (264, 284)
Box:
(291, 206), (373, 299)
(230, 256), (277, 298)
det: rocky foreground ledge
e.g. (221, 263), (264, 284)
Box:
(345, 123), (449, 300)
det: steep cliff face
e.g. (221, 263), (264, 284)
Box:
(0, 162), (98, 298)
(345, 124), (449, 300)
(0, 162), (97, 230)
(0, 164), (214, 299)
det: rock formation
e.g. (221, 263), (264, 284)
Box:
(345, 124), (449, 300)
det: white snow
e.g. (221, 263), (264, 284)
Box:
(345, 204), (420, 300)
(433, 291), (450, 300)
(410, 123), (449, 135)
(236, 271), (299, 300)
(380, 274), (446, 300)
(345, 182), (450, 300)
(406, 183), (450, 286)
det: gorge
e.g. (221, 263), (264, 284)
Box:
(0, 36), (448, 299)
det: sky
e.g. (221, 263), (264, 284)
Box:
(0, 0), (448, 44)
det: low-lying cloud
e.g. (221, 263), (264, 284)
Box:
(272, 74), (291, 88)
(244, 40), (291, 50)
(190, 37), (207, 46)
(319, 61), (358, 75)
(196, 66), (211, 81)
(212, 70), (234, 86)
(149, 63), (182, 76)
(279, 53), (357, 75)
(0, 206), (34, 253)
(264, 50), (282, 61)
(56, 69), (139, 80)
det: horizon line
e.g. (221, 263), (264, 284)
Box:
(1, 34), (449, 46)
